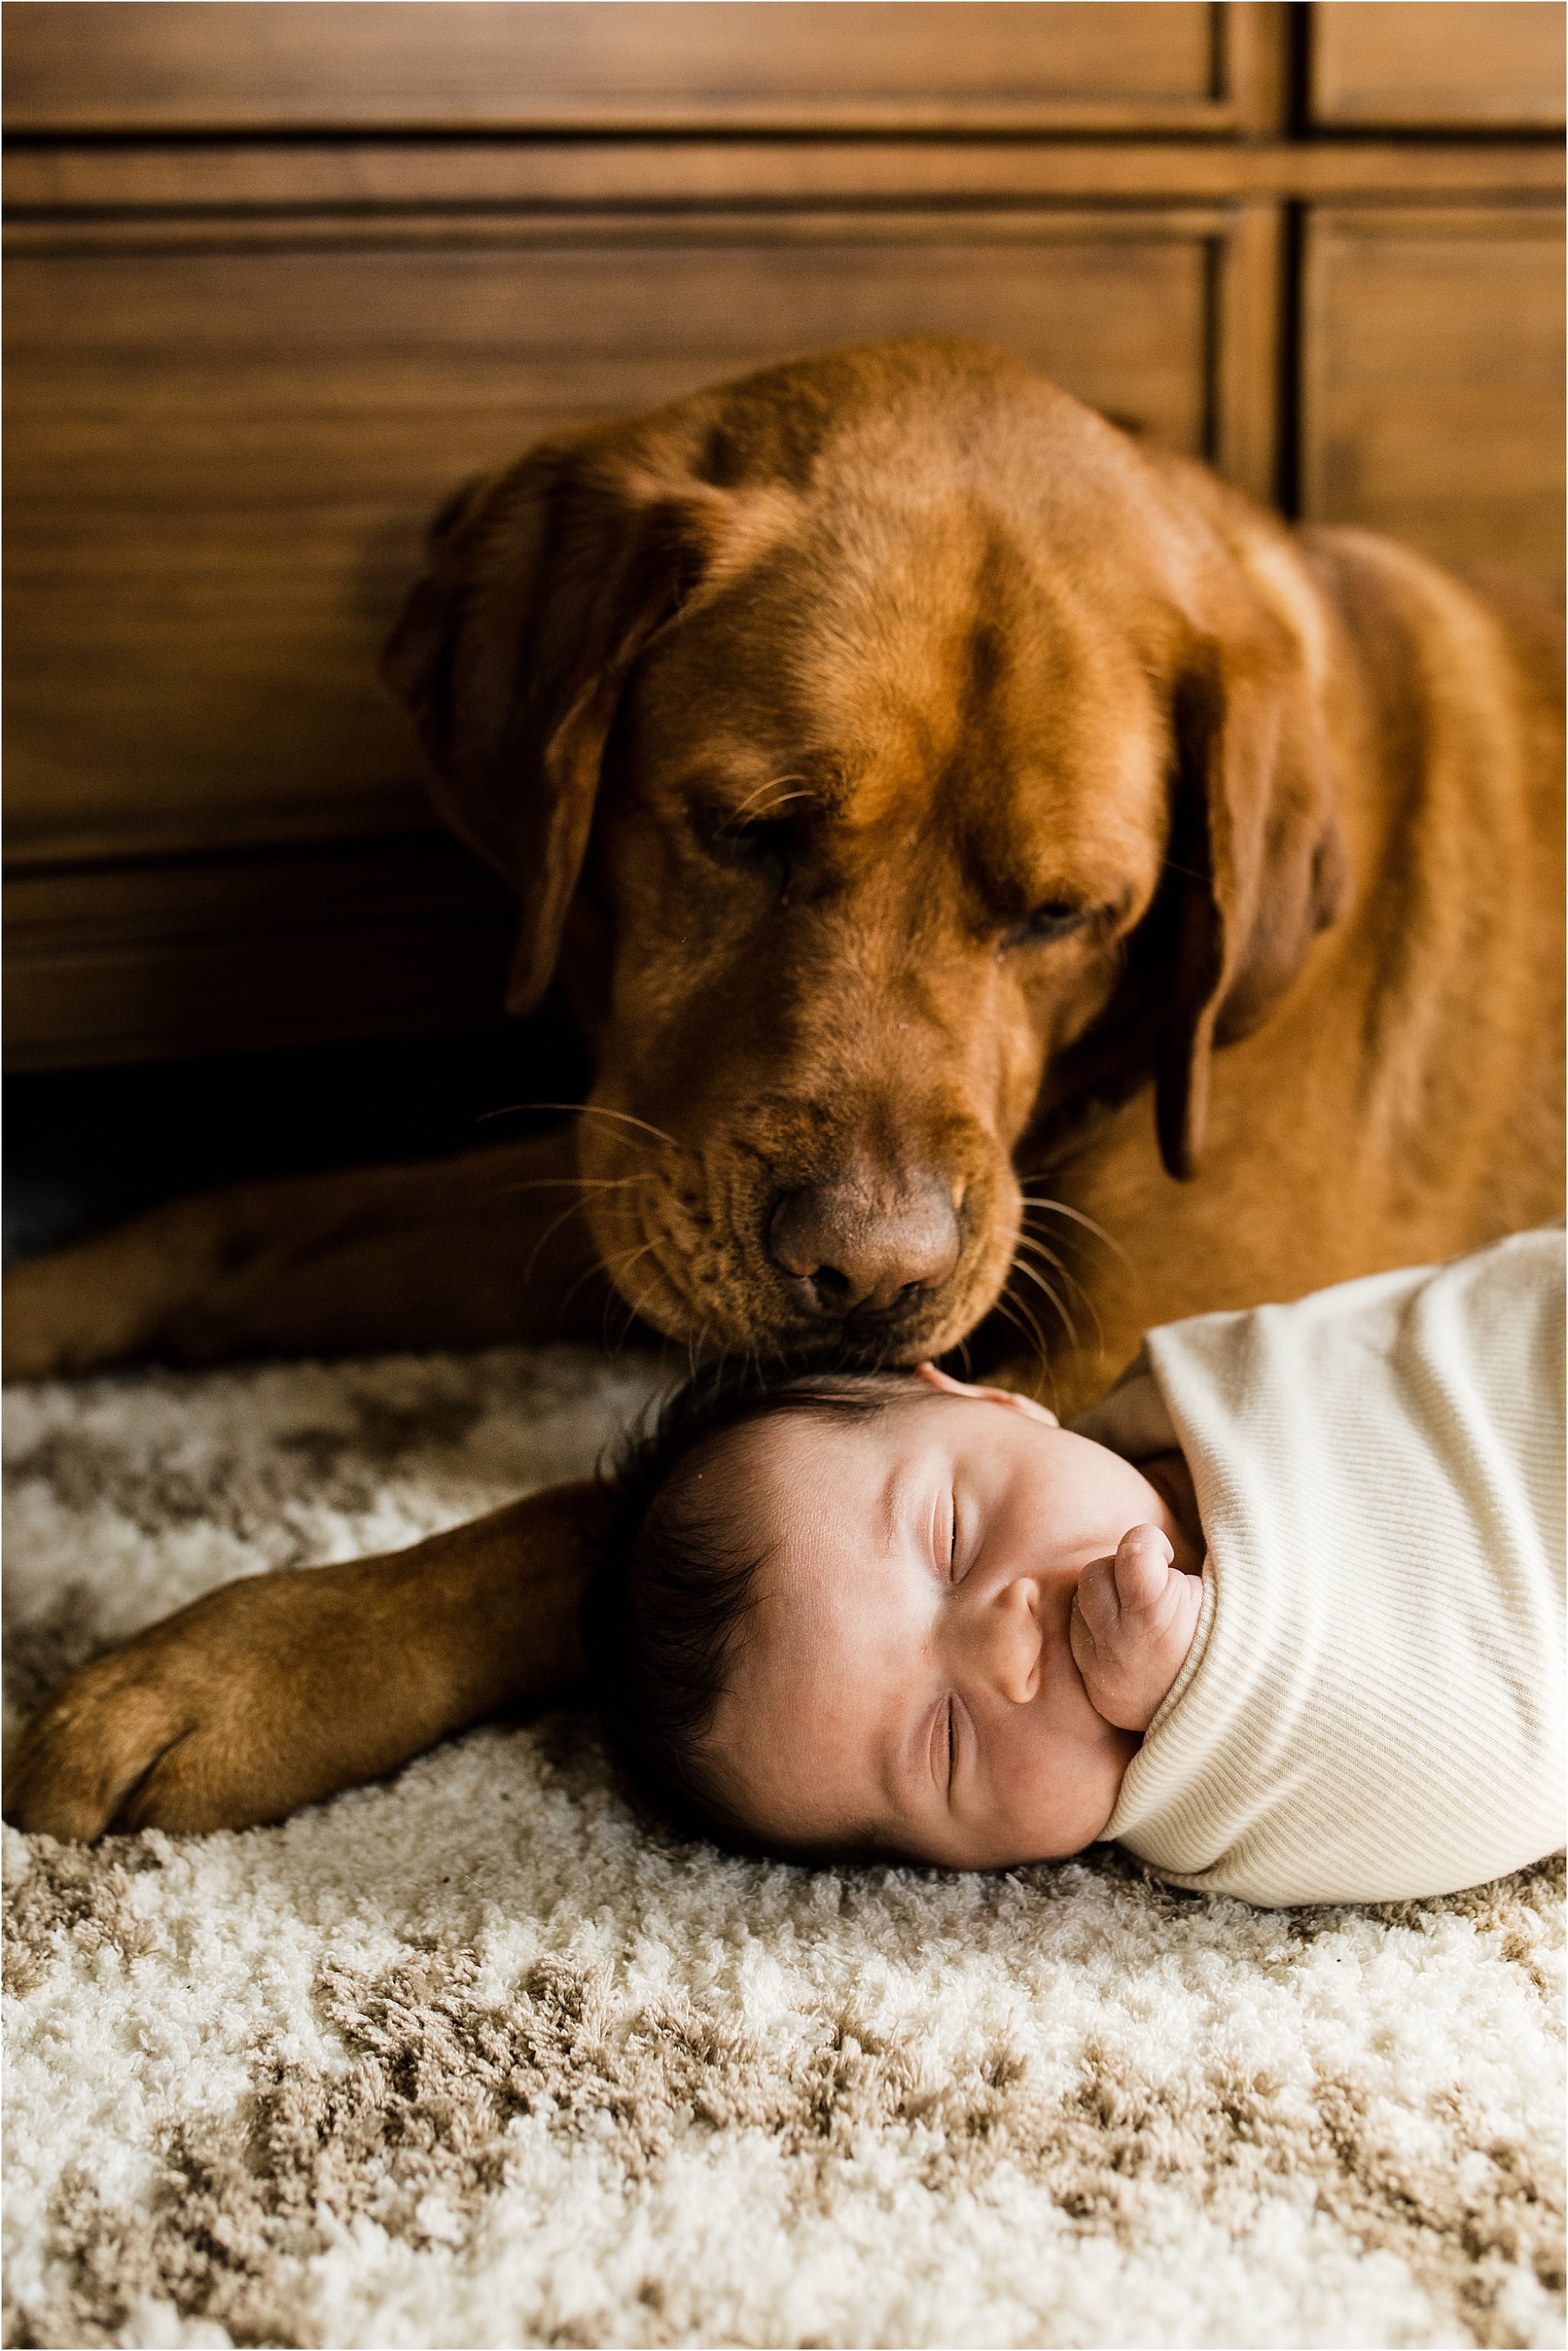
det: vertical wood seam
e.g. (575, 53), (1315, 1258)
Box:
(1213, 199), (1287, 502)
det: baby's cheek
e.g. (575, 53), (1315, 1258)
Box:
(987, 1698), (1134, 1858)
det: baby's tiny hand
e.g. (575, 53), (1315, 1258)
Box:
(1069, 1525), (1204, 1734)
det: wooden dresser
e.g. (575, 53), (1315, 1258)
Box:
(5, 1), (1562, 1071)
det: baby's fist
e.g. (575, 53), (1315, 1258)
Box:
(1069, 1525), (1203, 1733)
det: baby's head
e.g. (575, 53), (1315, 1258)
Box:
(583, 1363), (1197, 1869)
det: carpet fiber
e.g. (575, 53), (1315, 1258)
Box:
(3, 1346), (1563, 2350)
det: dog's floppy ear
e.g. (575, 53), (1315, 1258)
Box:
(381, 437), (727, 1014)
(1155, 618), (1348, 1180)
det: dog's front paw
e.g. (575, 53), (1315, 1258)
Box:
(4, 1570), (370, 1839)
(7, 1641), (207, 1839)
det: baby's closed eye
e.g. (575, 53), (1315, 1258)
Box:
(927, 1693), (957, 1794)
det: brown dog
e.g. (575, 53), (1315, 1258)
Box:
(6, 339), (1562, 1840)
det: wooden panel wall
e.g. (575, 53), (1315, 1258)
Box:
(4, 1), (1562, 1070)
(1302, 207), (1565, 583)
(5, 2), (1230, 132)
(1310, 2), (1566, 127)
(5, 216), (1223, 868)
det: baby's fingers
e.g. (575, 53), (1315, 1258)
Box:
(1112, 1525), (1176, 1614)
(1071, 1553), (1123, 1649)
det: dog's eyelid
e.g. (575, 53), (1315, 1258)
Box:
(689, 797), (805, 875)
(1003, 899), (1096, 949)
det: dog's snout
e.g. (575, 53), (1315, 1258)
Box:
(767, 1172), (961, 1319)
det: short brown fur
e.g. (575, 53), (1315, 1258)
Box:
(6, 340), (1561, 1838)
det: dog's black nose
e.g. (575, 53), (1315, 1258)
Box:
(768, 1172), (960, 1319)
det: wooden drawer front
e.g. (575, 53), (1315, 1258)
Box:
(1310, 3), (1566, 129)
(3, 2), (1223, 135)
(1301, 207), (1565, 589)
(4, 841), (514, 1071)
(6, 214), (1222, 868)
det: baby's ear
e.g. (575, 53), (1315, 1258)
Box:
(913, 1362), (1060, 1426)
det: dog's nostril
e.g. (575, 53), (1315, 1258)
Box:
(768, 1173), (961, 1319)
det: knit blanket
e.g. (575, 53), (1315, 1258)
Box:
(3, 1346), (1563, 2351)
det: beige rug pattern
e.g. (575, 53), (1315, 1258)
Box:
(3, 1346), (1563, 2350)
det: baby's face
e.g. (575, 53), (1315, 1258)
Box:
(700, 1375), (1198, 1868)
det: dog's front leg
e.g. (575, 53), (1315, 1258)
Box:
(2, 1123), (615, 1378)
(4, 1480), (597, 1839)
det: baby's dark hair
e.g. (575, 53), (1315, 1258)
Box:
(580, 1364), (915, 1845)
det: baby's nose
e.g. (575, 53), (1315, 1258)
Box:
(968, 1577), (1043, 1705)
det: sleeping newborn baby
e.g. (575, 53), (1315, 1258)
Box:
(583, 1229), (1566, 1905)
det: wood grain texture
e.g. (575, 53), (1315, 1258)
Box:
(3, 0), (1562, 1071)
(1223, 0), (1289, 135)
(1311, 2), (1566, 129)
(4, 839), (514, 1069)
(1300, 204), (1566, 589)
(2, 0), (1230, 134)
(5, 213), (1222, 868)
(1214, 202), (1285, 505)
(8, 136), (1561, 217)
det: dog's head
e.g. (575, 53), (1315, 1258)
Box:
(384, 340), (1344, 1364)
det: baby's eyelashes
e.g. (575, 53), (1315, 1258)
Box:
(932, 1486), (962, 1581)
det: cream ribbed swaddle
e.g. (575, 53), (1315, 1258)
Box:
(1073, 1230), (1565, 1906)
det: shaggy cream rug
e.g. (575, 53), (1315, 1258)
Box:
(3, 1345), (1563, 2351)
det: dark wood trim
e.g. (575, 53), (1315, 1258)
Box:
(5, 137), (1562, 227)
(6, 101), (1266, 139)
(5, 199), (1243, 260)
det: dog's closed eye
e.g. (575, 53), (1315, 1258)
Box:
(693, 803), (803, 884)
(1008, 901), (1093, 947)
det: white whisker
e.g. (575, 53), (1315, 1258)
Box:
(483, 1100), (687, 1154)
(1010, 1255), (1076, 1349)
(1013, 1232), (1106, 1355)
(724, 773), (816, 826)
(1017, 1194), (1132, 1268)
